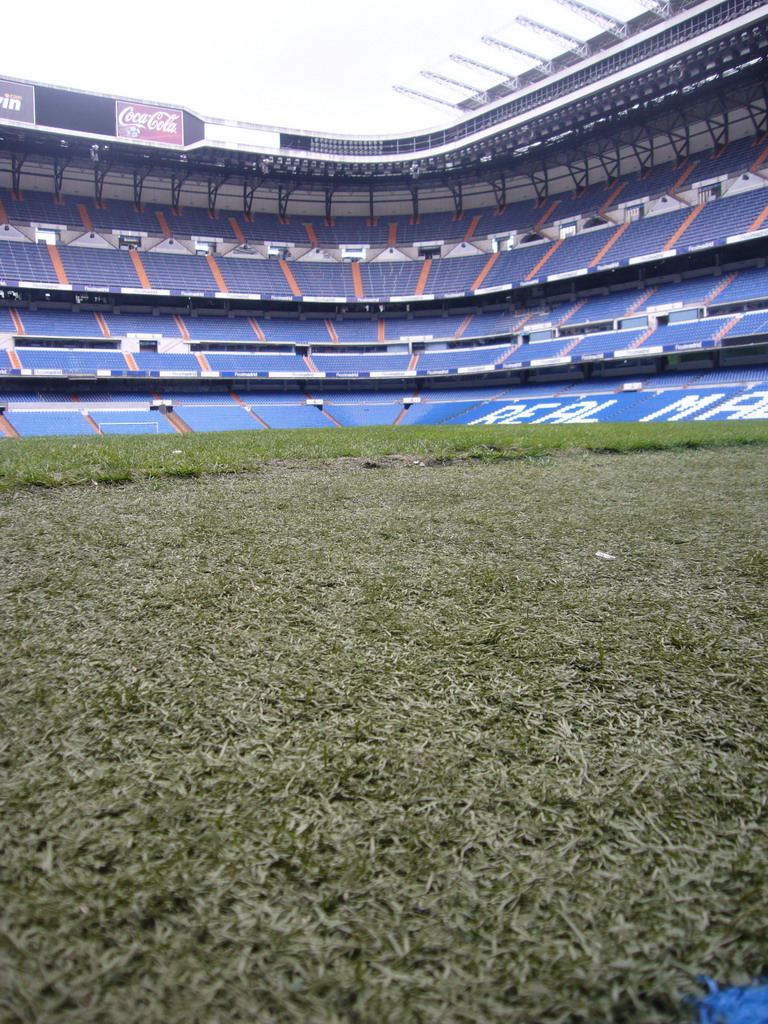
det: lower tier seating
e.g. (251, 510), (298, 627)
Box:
(2, 365), (767, 435)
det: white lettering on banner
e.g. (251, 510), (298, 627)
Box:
(533, 399), (619, 423)
(0, 95), (21, 112)
(471, 402), (561, 425)
(695, 390), (768, 421)
(640, 393), (725, 422)
(117, 106), (181, 135)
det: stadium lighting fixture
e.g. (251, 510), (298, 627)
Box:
(449, 53), (521, 89)
(392, 85), (459, 111)
(420, 70), (484, 98)
(481, 36), (554, 74)
(549, 0), (629, 38)
(514, 16), (591, 58)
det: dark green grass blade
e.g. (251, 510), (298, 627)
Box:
(1, 448), (766, 1023)
(0, 420), (767, 491)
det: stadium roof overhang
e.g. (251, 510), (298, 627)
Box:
(0, 0), (766, 204)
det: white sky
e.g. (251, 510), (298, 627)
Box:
(9, 0), (653, 136)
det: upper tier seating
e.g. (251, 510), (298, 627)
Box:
(3, 136), (762, 248)
(15, 347), (129, 372)
(59, 248), (142, 288)
(15, 309), (106, 338)
(566, 328), (648, 359)
(2, 260), (768, 356)
(201, 352), (303, 375)
(291, 262), (354, 296)
(132, 352), (200, 372)
(141, 252), (219, 291)
(416, 343), (512, 372)
(0, 240), (59, 284)
(0, 179), (765, 303)
(216, 257), (290, 295)
(312, 352), (412, 374)
(674, 188), (768, 248)
(101, 312), (184, 338)
(632, 277), (727, 312)
(711, 266), (768, 307)
(563, 292), (644, 325)
(184, 316), (260, 343)
(357, 261), (428, 297)
(259, 319), (334, 344)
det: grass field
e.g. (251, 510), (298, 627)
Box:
(1, 424), (767, 1024)
(1, 420), (768, 491)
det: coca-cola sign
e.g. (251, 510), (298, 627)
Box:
(115, 101), (184, 145)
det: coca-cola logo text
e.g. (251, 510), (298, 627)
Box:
(115, 102), (183, 144)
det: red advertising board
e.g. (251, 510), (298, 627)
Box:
(115, 101), (184, 145)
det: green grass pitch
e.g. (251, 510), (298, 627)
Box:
(1, 424), (767, 1024)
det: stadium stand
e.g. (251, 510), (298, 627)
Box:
(1, 6), (767, 432)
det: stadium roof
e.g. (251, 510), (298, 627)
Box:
(0, 0), (765, 209)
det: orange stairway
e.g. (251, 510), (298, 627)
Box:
(663, 204), (704, 250)
(534, 201), (559, 231)
(455, 315), (474, 339)
(0, 414), (20, 438)
(470, 252), (499, 291)
(463, 215), (481, 243)
(249, 317), (266, 342)
(525, 239), (562, 281)
(598, 182), (626, 216)
(279, 259), (301, 297)
(350, 260), (364, 298)
(9, 310), (24, 336)
(47, 245), (69, 286)
(173, 315), (190, 341)
(229, 218), (246, 244)
(76, 204), (94, 233)
(130, 249), (152, 289)
(414, 261), (432, 296)
(748, 202), (768, 233)
(155, 211), (172, 238)
(95, 313), (110, 338)
(589, 222), (630, 267)
(206, 254), (229, 293)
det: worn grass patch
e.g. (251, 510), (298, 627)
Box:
(0, 420), (767, 491)
(1, 447), (766, 1023)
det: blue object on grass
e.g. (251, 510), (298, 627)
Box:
(694, 978), (768, 1024)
